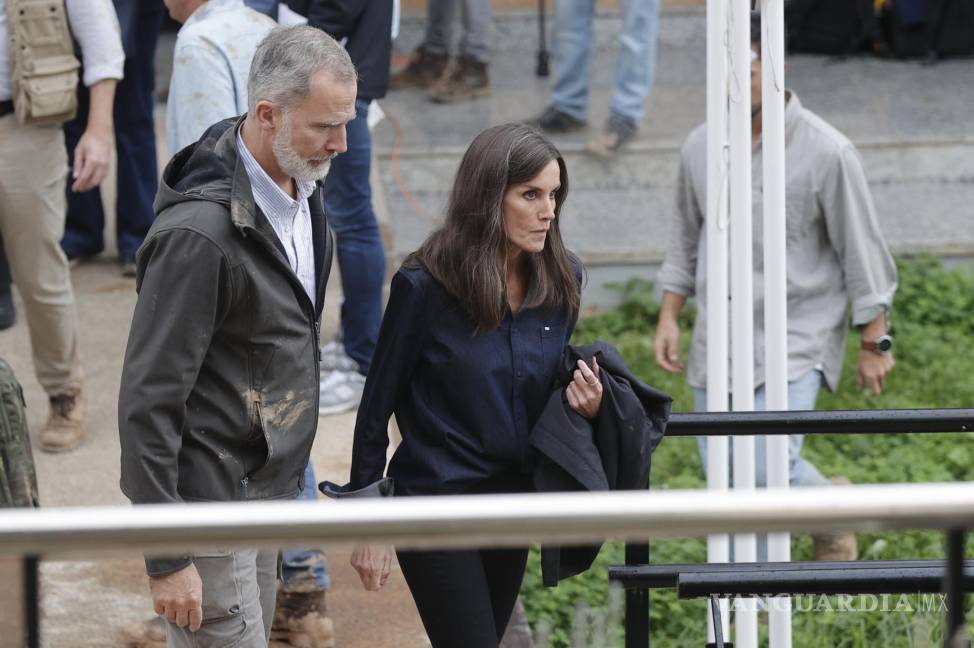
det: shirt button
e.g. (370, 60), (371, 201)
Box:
(517, 371), (523, 377)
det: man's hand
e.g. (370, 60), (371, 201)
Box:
(857, 350), (894, 396)
(654, 317), (684, 373)
(350, 544), (392, 591)
(72, 78), (117, 192)
(149, 563), (203, 632)
(71, 128), (112, 192)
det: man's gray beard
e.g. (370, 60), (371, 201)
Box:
(272, 115), (334, 184)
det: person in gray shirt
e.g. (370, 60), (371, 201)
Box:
(653, 16), (896, 562)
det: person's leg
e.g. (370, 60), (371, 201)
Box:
(0, 118), (84, 401)
(61, 84), (106, 260)
(281, 463), (331, 591)
(397, 548), (503, 648)
(753, 370), (830, 488)
(275, 463), (333, 645)
(551, 0), (596, 121)
(425, 0), (457, 56)
(459, 0), (491, 63)
(480, 546), (530, 641)
(607, 0), (660, 126)
(163, 549), (268, 646)
(323, 99), (385, 376)
(255, 548), (280, 644)
(114, 2), (164, 267)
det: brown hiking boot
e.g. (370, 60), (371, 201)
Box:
(427, 56), (490, 103)
(271, 588), (335, 648)
(812, 476), (858, 561)
(390, 45), (449, 90)
(40, 389), (86, 453)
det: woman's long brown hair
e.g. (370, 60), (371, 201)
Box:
(405, 123), (581, 331)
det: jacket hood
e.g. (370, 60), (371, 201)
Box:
(156, 117), (239, 212)
(154, 116), (268, 241)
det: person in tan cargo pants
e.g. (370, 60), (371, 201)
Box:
(0, 0), (123, 451)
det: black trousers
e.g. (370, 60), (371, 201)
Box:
(398, 473), (532, 647)
(397, 545), (529, 648)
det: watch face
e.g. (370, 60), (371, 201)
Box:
(876, 336), (893, 352)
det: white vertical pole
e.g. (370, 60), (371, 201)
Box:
(761, 0), (793, 645)
(729, 0), (757, 645)
(705, 0), (731, 640)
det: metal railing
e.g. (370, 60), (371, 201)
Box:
(3, 482), (974, 646)
(3, 408), (972, 647)
(616, 407), (974, 648)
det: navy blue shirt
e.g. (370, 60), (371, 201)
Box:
(349, 266), (578, 495)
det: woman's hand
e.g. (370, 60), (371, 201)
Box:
(350, 544), (393, 591)
(566, 357), (603, 419)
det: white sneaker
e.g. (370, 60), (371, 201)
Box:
(320, 340), (359, 373)
(318, 370), (366, 416)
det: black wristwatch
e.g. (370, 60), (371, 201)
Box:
(861, 335), (893, 354)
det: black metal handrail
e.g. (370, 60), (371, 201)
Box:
(665, 408), (974, 437)
(621, 407), (974, 648)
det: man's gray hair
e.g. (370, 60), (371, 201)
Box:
(247, 26), (357, 114)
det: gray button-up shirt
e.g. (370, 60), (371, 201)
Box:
(658, 93), (897, 392)
(236, 128), (317, 303)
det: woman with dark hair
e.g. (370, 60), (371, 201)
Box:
(342, 123), (603, 645)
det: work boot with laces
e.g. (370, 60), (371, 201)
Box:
(390, 45), (449, 90)
(427, 55), (490, 103)
(40, 389), (86, 452)
(271, 588), (335, 648)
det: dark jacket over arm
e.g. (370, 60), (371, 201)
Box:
(529, 342), (671, 586)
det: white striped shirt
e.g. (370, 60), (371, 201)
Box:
(236, 128), (317, 303)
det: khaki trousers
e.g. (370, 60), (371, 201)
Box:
(164, 549), (279, 648)
(0, 114), (83, 396)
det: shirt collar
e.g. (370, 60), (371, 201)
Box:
(235, 126), (316, 217)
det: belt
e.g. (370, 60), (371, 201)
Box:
(0, 100), (13, 118)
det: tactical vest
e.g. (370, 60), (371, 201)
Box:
(5, 0), (79, 126)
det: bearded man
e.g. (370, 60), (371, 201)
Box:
(118, 26), (355, 647)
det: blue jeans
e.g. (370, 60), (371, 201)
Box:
(61, 0), (165, 261)
(323, 99), (386, 375)
(693, 369), (831, 490)
(694, 370), (830, 561)
(281, 462), (330, 590)
(552, 0), (660, 125)
(243, 0), (279, 18)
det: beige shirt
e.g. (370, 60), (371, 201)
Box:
(658, 93), (897, 392)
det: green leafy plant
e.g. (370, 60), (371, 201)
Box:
(520, 256), (974, 647)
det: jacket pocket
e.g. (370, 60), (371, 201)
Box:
(252, 401), (274, 474)
(15, 54), (79, 126)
